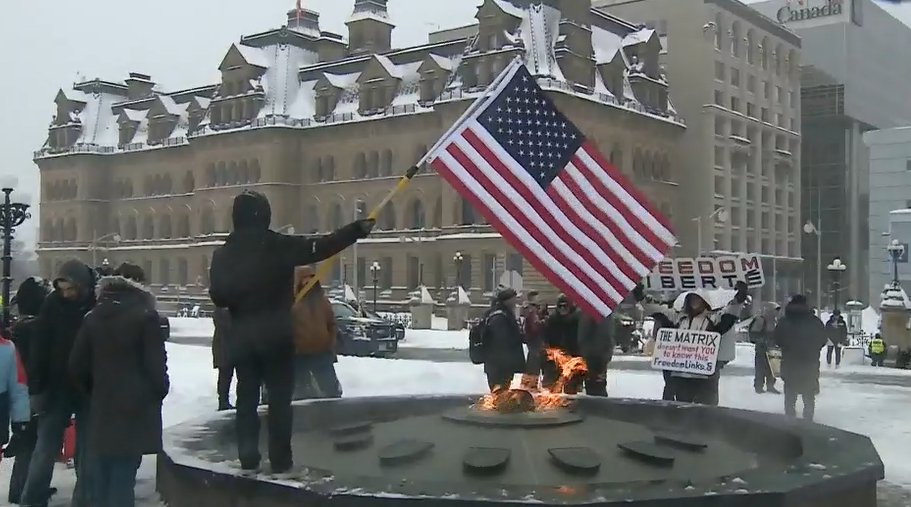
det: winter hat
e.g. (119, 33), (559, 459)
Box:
(54, 259), (93, 291)
(232, 190), (272, 230)
(114, 262), (146, 284)
(497, 288), (518, 303)
(14, 277), (47, 316)
(556, 294), (570, 307)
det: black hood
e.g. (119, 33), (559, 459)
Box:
(15, 277), (47, 316)
(93, 276), (155, 316)
(784, 295), (812, 318)
(54, 259), (95, 300)
(232, 191), (271, 230)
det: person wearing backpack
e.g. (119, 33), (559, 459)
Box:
(482, 289), (525, 392)
(749, 303), (781, 394)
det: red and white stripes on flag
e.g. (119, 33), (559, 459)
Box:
(428, 61), (676, 318)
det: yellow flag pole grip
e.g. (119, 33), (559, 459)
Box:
(294, 165), (421, 304)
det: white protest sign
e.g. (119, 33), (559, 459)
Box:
(651, 328), (721, 376)
(644, 254), (765, 292)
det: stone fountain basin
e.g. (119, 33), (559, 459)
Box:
(157, 395), (883, 507)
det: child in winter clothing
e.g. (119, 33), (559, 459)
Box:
(0, 333), (30, 465)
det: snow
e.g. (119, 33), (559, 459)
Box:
(120, 108), (147, 123)
(428, 53), (454, 71)
(257, 43), (320, 119)
(518, 3), (564, 80)
(373, 54), (404, 79)
(324, 72), (361, 89)
(235, 44), (269, 69)
(74, 91), (123, 147)
(158, 95), (188, 117)
(592, 26), (624, 65)
(346, 10), (393, 25)
(11, 340), (911, 504)
(492, 0), (525, 19)
(622, 28), (656, 47)
(169, 317), (215, 339)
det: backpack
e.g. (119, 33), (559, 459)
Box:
(468, 310), (501, 365)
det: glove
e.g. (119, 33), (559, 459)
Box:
(632, 283), (646, 302)
(354, 218), (376, 238)
(734, 281), (749, 304)
(2, 423), (30, 458)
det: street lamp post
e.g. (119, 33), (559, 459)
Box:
(804, 220), (823, 311)
(827, 258), (847, 312)
(369, 261), (381, 312)
(90, 232), (122, 268)
(0, 188), (30, 328)
(453, 251), (464, 289)
(692, 207), (728, 256)
(887, 239), (905, 287)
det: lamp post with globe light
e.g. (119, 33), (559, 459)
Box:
(369, 261), (381, 313)
(827, 258), (847, 312)
(453, 251), (464, 290)
(0, 187), (31, 328)
(692, 207), (728, 256)
(887, 239), (905, 287)
(90, 232), (122, 268)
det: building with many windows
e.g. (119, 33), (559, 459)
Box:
(596, 0), (803, 302)
(36, 0), (685, 309)
(749, 0), (911, 306)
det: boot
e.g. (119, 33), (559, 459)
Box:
(766, 384), (781, 395)
(218, 398), (234, 411)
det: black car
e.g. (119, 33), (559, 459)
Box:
(362, 309), (407, 341)
(332, 300), (399, 357)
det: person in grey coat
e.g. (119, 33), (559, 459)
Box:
(577, 314), (615, 396)
(483, 289), (526, 391)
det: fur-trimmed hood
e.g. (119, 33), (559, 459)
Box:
(94, 276), (156, 316)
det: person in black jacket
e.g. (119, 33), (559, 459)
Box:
(6, 277), (49, 504)
(20, 260), (96, 507)
(543, 295), (582, 393)
(483, 288), (525, 391)
(212, 307), (234, 411)
(577, 313), (615, 397)
(825, 310), (848, 367)
(209, 191), (373, 475)
(774, 295), (828, 421)
(69, 264), (169, 507)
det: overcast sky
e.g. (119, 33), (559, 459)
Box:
(2, 0), (911, 245)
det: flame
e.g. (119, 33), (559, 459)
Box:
(474, 348), (587, 412)
(556, 485), (577, 496)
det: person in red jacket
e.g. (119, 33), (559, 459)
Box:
(522, 291), (544, 383)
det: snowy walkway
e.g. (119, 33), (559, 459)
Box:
(3, 342), (910, 506)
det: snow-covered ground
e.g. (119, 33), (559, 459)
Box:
(3, 340), (910, 507)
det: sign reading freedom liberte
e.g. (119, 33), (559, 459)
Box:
(651, 328), (722, 376)
(643, 254), (766, 291)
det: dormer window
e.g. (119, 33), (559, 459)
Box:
(420, 74), (436, 104)
(488, 32), (498, 51)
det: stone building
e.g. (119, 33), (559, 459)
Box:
(35, 0), (685, 309)
(596, 0), (804, 303)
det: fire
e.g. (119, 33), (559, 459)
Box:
(474, 348), (587, 412)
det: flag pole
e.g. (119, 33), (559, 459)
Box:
(294, 58), (523, 304)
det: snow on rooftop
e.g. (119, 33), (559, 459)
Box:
(325, 72), (361, 88)
(518, 3), (564, 80)
(235, 44), (270, 69)
(257, 43), (319, 119)
(120, 108), (147, 123)
(61, 88), (88, 103)
(374, 54), (403, 79)
(75, 92), (121, 146)
(592, 26), (624, 65)
(493, 0), (524, 19)
(286, 80), (317, 119)
(428, 54), (454, 72)
(347, 10), (393, 25)
(195, 97), (211, 109)
(622, 28), (655, 47)
(159, 95), (187, 116)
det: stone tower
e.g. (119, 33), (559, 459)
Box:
(346, 0), (395, 55)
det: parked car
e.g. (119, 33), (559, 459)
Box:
(363, 309), (407, 341)
(332, 300), (399, 357)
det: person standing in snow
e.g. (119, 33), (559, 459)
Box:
(209, 190), (374, 476)
(0, 328), (31, 494)
(635, 283), (748, 405)
(868, 333), (887, 367)
(521, 291), (544, 381)
(825, 310), (848, 367)
(6, 277), (49, 504)
(20, 260), (97, 507)
(774, 294), (828, 421)
(291, 266), (342, 400)
(543, 295), (582, 393)
(576, 313), (614, 397)
(69, 263), (168, 507)
(212, 307), (235, 411)
(483, 288), (526, 391)
(749, 303), (781, 394)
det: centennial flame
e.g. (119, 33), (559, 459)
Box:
(475, 348), (588, 412)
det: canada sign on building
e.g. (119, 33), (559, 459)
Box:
(777, 0), (844, 23)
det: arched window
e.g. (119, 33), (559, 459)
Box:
(368, 151), (379, 178)
(325, 156), (335, 181)
(201, 206), (215, 235)
(142, 215), (155, 239)
(159, 258), (171, 286)
(610, 145), (623, 171)
(760, 36), (769, 70)
(126, 180), (134, 198)
(381, 150), (393, 177)
(177, 258), (189, 286)
(200, 255), (210, 287)
(240, 160), (251, 184)
(774, 44), (783, 75)
(65, 218), (77, 242)
(329, 203), (343, 230)
(633, 149), (643, 179)
(215, 163), (227, 186)
(730, 21), (740, 57)
(183, 171), (195, 193)
(415, 145), (429, 173)
(788, 49), (798, 80)
(354, 153), (367, 179)
(177, 213), (190, 238)
(460, 199), (476, 225)
(314, 158), (324, 183)
(227, 162), (239, 186)
(54, 219), (65, 242)
(160, 215), (172, 239)
(206, 164), (216, 187)
(746, 29), (755, 65)
(162, 174), (173, 195)
(251, 159), (262, 183)
(432, 197), (442, 228)
(714, 12), (723, 51)
(379, 203), (396, 230)
(41, 220), (52, 242)
(304, 204), (320, 234)
(409, 199), (426, 229)
(125, 216), (138, 240)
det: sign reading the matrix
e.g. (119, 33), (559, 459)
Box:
(777, 0), (844, 24)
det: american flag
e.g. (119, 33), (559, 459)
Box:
(429, 62), (676, 318)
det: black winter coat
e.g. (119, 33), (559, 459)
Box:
(775, 303), (827, 393)
(544, 311), (581, 356)
(10, 316), (39, 379)
(211, 307), (232, 369)
(483, 305), (526, 376)
(825, 316), (849, 346)
(577, 314), (614, 366)
(209, 223), (365, 360)
(29, 261), (96, 398)
(69, 276), (169, 457)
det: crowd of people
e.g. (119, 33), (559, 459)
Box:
(0, 260), (169, 507)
